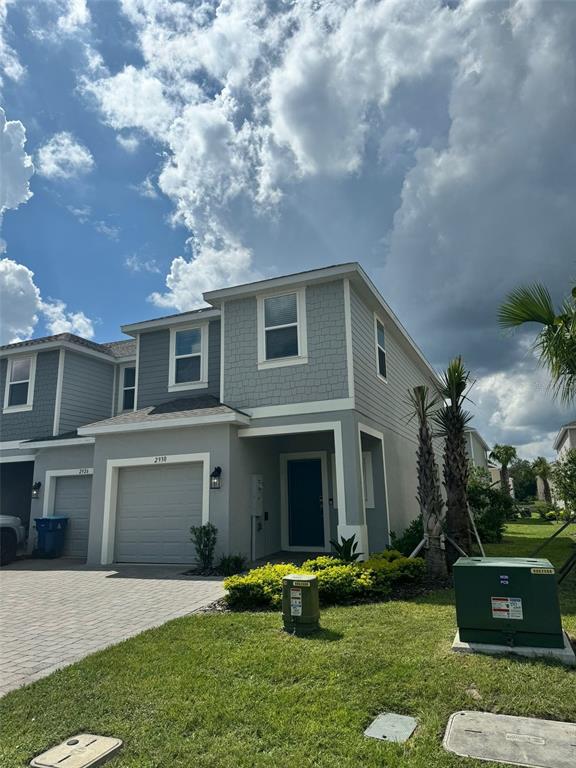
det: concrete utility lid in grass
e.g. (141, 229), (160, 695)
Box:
(30, 734), (122, 768)
(443, 711), (576, 768)
(364, 713), (418, 743)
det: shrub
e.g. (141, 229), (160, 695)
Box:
(390, 516), (423, 556)
(301, 555), (346, 571)
(217, 554), (247, 576)
(468, 474), (512, 543)
(190, 522), (218, 570)
(368, 549), (405, 562)
(545, 510), (558, 522)
(534, 500), (553, 520)
(315, 564), (375, 603)
(361, 555), (425, 595)
(224, 563), (295, 609)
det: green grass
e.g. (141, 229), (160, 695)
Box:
(1, 519), (575, 768)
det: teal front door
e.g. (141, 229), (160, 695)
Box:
(287, 458), (324, 548)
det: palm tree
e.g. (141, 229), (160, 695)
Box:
(433, 357), (473, 565)
(408, 385), (447, 579)
(489, 444), (517, 497)
(498, 283), (576, 405)
(532, 456), (553, 505)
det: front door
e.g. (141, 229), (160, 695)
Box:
(287, 458), (324, 548)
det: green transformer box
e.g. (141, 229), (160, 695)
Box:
(453, 557), (564, 649)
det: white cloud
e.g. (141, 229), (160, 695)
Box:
(0, 259), (95, 343)
(36, 132), (94, 180)
(57, 0), (90, 36)
(116, 134), (140, 153)
(0, 108), (34, 220)
(132, 175), (158, 198)
(150, 227), (257, 310)
(125, 254), (161, 274)
(41, 299), (94, 338)
(0, 259), (41, 343)
(0, 1), (24, 93)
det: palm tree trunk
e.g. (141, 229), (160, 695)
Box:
(542, 477), (552, 505)
(444, 429), (472, 566)
(500, 465), (510, 496)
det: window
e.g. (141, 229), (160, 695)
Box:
(3, 355), (36, 412)
(375, 317), (387, 380)
(169, 324), (208, 390)
(120, 366), (136, 411)
(257, 289), (308, 369)
(362, 451), (375, 508)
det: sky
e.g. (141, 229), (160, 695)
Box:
(0, 0), (574, 459)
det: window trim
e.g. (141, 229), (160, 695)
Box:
(257, 288), (308, 370)
(168, 323), (209, 392)
(3, 353), (37, 413)
(374, 313), (387, 383)
(362, 450), (375, 508)
(117, 363), (136, 413)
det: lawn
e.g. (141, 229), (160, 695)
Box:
(1, 519), (574, 768)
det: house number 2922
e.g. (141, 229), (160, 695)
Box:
(153, 456), (167, 464)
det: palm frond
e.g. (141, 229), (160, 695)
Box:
(498, 284), (556, 329)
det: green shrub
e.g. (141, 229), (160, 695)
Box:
(301, 555), (346, 571)
(190, 522), (218, 570)
(315, 564), (375, 603)
(534, 501), (553, 520)
(217, 554), (247, 576)
(368, 549), (404, 562)
(224, 563), (295, 609)
(329, 534), (362, 562)
(468, 474), (512, 543)
(390, 515), (423, 556)
(361, 555), (425, 595)
(545, 510), (558, 522)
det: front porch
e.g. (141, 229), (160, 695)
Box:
(233, 416), (389, 561)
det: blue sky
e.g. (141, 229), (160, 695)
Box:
(1, 0), (574, 457)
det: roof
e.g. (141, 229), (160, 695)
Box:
(21, 431), (95, 449)
(77, 396), (251, 435)
(553, 420), (576, 451)
(466, 428), (490, 452)
(121, 307), (220, 336)
(0, 333), (135, 360)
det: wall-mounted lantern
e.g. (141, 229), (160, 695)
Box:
(210, 466), (222, 490)
(32, 481), (42, 499)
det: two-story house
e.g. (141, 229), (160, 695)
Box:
(1, 263), (481, 566)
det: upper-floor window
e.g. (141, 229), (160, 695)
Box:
(168, 324), (208, 391)
(375, 316), (387, 381)
(119, 365), (136, 411)
(3, 354), (36, 412)
(257, 289), (308, 369)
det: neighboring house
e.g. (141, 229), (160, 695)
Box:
(488, 464), (515, 497)
(465, 429), (490, 470)
(554, 420), (576, 458)
(2, 263), (445, 565)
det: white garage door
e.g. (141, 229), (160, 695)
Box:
(115, 463), (203, 564)
(53, 475), (92, 559)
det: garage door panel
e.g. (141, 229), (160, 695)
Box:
(115, 463), (203, 564)
(53, 475), (92, 559)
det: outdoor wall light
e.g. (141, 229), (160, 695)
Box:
(210, 466), (222, 490)
(32, 481), (42, 499)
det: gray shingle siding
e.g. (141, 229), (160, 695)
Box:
(351, 285), (433, 445)
(136, 319), (221, 408)
(59, 352), (115, 433)
(0, 351), (59, 440)
(223, 280), (348, 409)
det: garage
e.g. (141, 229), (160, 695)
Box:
(114, 462), (203, 564)
(53, 475), (92, 558)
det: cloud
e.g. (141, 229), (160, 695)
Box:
(132, 175), (158, 199)
(0, 108), (34, 223)
(116, 134), (140, 153)
(36, 132), (94, 180)
(56, 0), (90, 36)
(124, 254), (161, 274)
(0, 259), (95, 343)
(41, 298), (94, 338)
(0, 1), (25, 91)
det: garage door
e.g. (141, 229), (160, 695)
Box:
(53, 475), (92, 558)
(115, 463), (203, 563)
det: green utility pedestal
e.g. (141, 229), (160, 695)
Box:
(282, 574), (320, 636)
(453, 557), (564, 648)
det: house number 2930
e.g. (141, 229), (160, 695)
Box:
(153, 456), (168, 464)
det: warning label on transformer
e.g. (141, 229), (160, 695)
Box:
(491, 596), (523, 620)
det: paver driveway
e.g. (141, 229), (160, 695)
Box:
(0, 559), (224, 697)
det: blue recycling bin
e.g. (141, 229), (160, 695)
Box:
(34, 516), (68, 558)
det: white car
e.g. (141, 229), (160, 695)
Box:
(0, 515), (26, 566)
